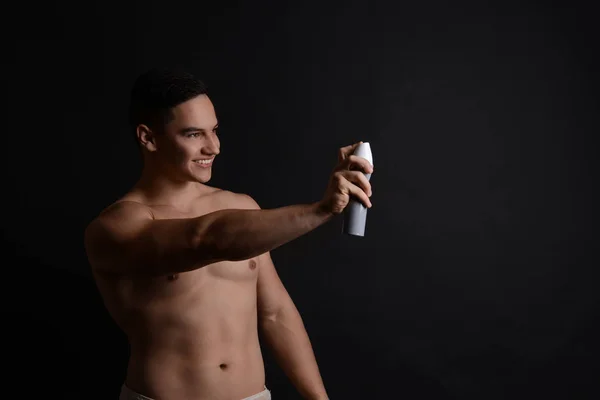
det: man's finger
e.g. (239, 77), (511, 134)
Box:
(338, 141), (363, 162)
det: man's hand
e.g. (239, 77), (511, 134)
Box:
(318, 141), (374, 215)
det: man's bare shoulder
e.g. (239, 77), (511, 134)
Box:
(84, 200), (156, 265)
(97, 199), (154, 223)
(219, 190), (261, 210)
(85, 200), (153, 244)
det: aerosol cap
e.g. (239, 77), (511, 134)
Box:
(355, 142), (373, 166)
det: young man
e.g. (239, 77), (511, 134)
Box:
(84, 68), (374, 400)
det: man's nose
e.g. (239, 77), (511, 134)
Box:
(205, 135), (220, 155)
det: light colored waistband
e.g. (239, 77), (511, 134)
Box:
(119, 384), (271, 400)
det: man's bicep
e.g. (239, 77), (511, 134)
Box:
(256, 251), (293, 319)
(87, 201), (228, 276)
(84, 204), (154, 271)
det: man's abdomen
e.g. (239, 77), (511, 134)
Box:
(122, 278), (265, 400)
(125, 329), (265, 400)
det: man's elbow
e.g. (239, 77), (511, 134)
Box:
(259, 304), (283, 323)
(259, 298), (297, 324)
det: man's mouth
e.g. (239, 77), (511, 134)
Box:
(193, 158), (214, 167)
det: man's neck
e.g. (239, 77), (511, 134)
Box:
(132, 164), (211, 209)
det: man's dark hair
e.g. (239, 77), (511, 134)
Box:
(128, 68), (208, 144)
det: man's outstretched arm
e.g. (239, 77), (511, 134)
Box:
(84, 198), (334, 277)
(85, 141), (372, 278)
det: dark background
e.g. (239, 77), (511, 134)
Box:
(1, 0), (597, 399)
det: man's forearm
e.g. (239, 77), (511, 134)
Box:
(197, 202), (334, 262)
(259, 303), (329, 399)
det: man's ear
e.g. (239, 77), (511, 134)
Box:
(136, 124), (158, 152)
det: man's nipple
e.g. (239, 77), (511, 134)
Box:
(249, 260), (257, 270)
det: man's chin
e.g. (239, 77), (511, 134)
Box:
(192, 173), (211, 183)
(184, 165), (212, 183)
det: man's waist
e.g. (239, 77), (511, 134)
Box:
(124, 345), (265, 400)
(128, 335), (260, 365)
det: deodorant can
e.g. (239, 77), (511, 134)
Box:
(342, 142), (373, 237)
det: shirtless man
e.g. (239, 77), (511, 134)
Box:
(84, 68), (374, 400)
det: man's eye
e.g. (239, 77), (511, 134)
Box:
(187, 133), (200, 138)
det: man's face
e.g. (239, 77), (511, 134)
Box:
(152, 94), (220, 183)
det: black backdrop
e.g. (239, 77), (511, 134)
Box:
(1, 1), (597, 399)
